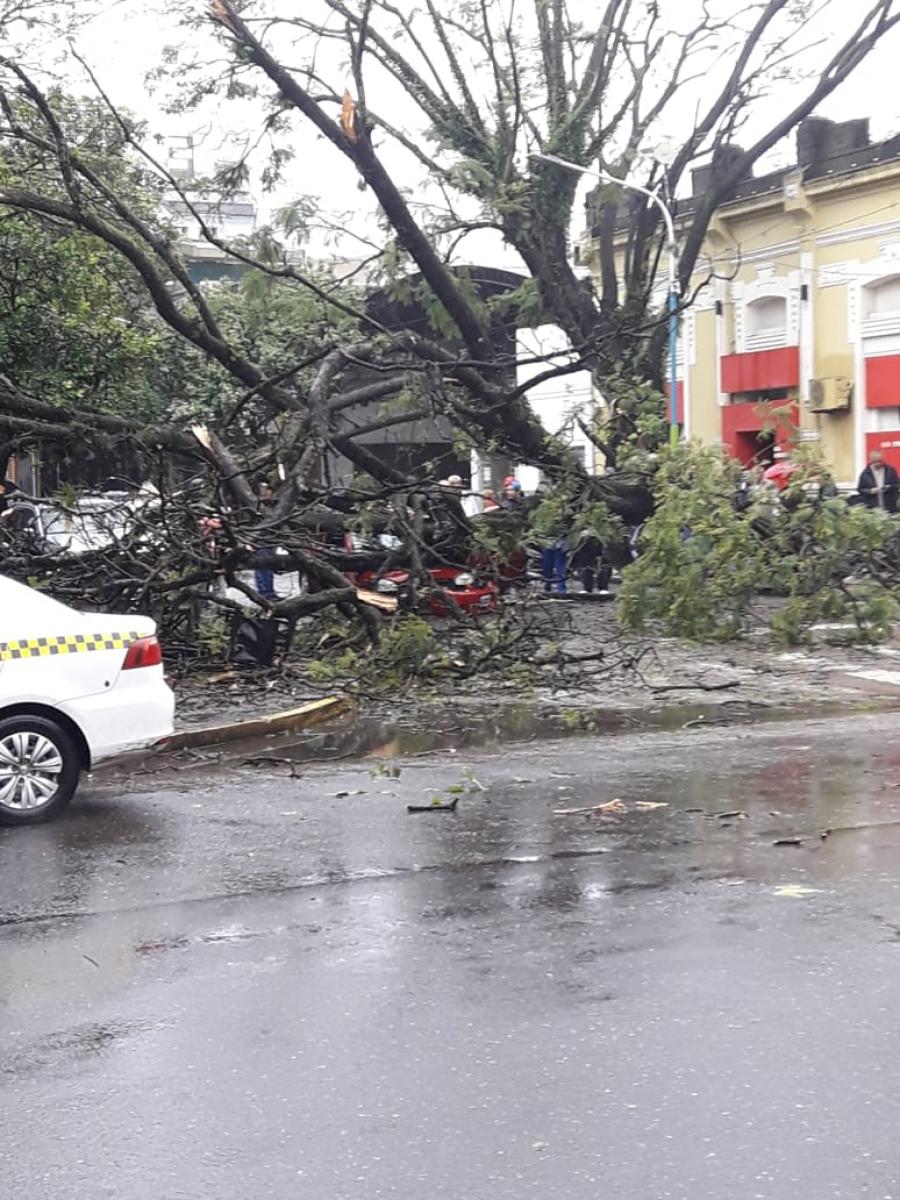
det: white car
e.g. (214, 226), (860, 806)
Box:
(0, 575), (175, 825)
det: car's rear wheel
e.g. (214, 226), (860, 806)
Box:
(0, 715), (82, 826)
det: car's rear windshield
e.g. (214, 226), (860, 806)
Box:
(0, 575), (78, 627)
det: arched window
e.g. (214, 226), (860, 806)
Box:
(864, 275), (900, 317)
(747, 295), (787, 336)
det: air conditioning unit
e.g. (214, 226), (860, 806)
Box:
(807, 377), (852, 412)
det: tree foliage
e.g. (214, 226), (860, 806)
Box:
(0, 214), (159, 416)
(2, 0), (895, 475)
(0, 2), (899, 658)
(620, 447), (899, 645)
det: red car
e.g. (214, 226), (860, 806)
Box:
(342, 532), (499, 616)
(354, 564), (498, 617)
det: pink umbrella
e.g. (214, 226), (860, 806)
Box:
(763, 461), (799, 492)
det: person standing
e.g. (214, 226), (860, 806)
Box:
(499, 476), (524, 508)
(532, 488), (570, 595)
(569, 532), (612, 594)
(253, 480), (278, 601)
(858, 449), (899, 512)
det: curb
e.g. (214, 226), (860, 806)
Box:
(159, 695), (354, 752)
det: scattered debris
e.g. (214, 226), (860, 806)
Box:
(651, 677), (742, 693)
(371, 762), (402, 780)
(773, 884), (824, 898)
(554, 799), (626, 817)
(356, 587), (398, 612)
(241, 755), (300, 777)
(773, 837), (804, 847)
(135, 936), (190, 954)
(82, 954), (100, 969)
(407, 797), (459, 813)
(206, 670), (239, 685)
(328, 789), (365, 798)
(554, 797), (666, 816)
(716, 810), (748, 821)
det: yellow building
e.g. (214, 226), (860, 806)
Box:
(592, 117), (900, 486)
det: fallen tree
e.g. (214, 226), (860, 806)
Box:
(1, 1), (899, 661)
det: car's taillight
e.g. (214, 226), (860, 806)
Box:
(122, 635), (163, 670)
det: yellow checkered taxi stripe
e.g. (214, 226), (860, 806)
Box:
(0, 631), (141, 662)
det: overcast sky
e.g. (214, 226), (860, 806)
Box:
(53, 0), (900, 268)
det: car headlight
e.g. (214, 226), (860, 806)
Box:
(376, 578), (400, 594)
(453, 572), (474, 587)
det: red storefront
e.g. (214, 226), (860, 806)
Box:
(720, 347), (800, 464)
(864, 353), (900, 471)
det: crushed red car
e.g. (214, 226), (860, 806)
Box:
(352, 564), (498, 617)
(343, 533), (499, 616)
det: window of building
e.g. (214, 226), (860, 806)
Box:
(729, 388), (791, 405)
(747, 295), (787, 336)
(864, 275), (900, 316)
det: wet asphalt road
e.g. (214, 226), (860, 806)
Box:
(4, 712), (900, 1199)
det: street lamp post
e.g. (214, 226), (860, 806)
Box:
(532, 152), (682, 449)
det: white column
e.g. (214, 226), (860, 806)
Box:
(799, 250), (815, 410)
(715, 278), (728, 407)
(849, 277), (866, 480)
(683, 311), (695, 439)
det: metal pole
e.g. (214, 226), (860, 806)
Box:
(533, 152), (682, 448)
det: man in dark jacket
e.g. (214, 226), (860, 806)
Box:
(858, 449), (900, 512)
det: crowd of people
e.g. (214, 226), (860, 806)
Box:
(734, 448), (900, 514)
(452, 473), (610, 597)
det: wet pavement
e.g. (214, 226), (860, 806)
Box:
(4, 711), (900, 1198)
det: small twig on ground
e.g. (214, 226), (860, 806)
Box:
(407, 797), (459, 813)
(554, 798), (626, 816)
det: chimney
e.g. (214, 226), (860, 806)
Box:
(797, 116), (870, 167)
(691, 144), (750, 197)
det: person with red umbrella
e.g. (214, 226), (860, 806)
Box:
(763, 458), (800, 493)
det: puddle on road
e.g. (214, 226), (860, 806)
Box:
(217, 695), (900, 769)
(1, 1020), (150, 1082)
(102, 694), (900, 785)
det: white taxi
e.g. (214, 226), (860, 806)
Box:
(0, 574), (175, 825)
